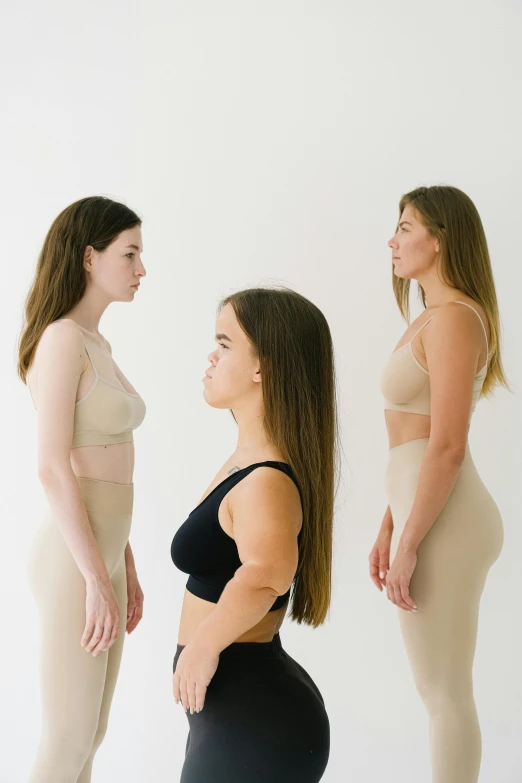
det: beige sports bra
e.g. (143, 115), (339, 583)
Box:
(30, 322), (146, 448)
(380, 301), (489, 417)
(71, 325), (146, 448)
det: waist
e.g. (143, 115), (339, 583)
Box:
(75, 476), (134, 517)
(175, 632), (283, 666)
(71, 430), (134, 448)
(71, 440), (135, 485)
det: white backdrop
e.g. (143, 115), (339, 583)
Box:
(1, 2), (521, 781)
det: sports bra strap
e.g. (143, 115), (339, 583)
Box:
(410, 315), (434, 342)
(454, 301), (489, 358)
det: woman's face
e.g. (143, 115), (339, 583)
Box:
(203, 303), (262, 410)
(387, 203), (440, 280)
(85, 226), (146, 302)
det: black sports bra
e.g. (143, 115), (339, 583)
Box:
(170, 461), (300, 612)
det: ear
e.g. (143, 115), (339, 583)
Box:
(83, 245), (93, 271)
(253, 365), (262, 384)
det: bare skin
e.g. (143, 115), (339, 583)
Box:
(173, 303), (302, 715)
(369, 203), (491, 612)
(27, 226), (147, 654)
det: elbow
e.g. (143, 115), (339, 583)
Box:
(235, 562), (294, 600)
(38, 458), (73, 488)
(430, 440), (467, 466)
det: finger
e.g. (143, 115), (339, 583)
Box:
(127, 606), (142, 634)
(369, 558), (383, 591)
(127, 601), (136, 620)
(187, 680), (197, 715)
(126, 607), (136, 633)
(180, 677), (189, 713)
(195, 682), (207, 713)
(131, 606), (143, 631)
(379, 553), (390, 584)
(85, 620), (104, 654)
(387, 581), (398, 607)
(108, 614), (120, 648)
(81, 614), (96, 648)
(393, 581), (412, 613)
(91, 618), (113, 656)
(173, 672), (181, 704)
(399, 579), (417, 612)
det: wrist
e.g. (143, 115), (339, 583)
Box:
(397, 537), (417, 555)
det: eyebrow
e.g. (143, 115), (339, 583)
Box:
(399, 221), (412, 228)
(125, 244), (142, 251)
(216, 333), (232, 342)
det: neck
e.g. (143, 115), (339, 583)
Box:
(231, 404), (278, 462)
(415, 266), (463, 308)
(66, 287), (111, 332)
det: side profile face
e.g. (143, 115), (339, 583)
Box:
(84, 226), (146, 302)
(202, 303), (262, 410)
(388, 203), (440, 280)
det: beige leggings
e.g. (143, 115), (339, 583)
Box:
(386, 438), (504, 783)
(27, 477), (133, 783)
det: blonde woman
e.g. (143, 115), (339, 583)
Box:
(20, 196), (146, 782)
(371, 185), (507, 783)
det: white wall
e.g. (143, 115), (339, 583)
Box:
(1, 1), (521, 781)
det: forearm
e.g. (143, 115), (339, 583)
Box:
(398, 444), (465, 553)
(39, 465), (110, 585)
(189, 566), (285, 655)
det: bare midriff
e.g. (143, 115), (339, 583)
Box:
(177, 589), (287, 646)
(385, 410), (431, 450)
(70, 442), (135, 485)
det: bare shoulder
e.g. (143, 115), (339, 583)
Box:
(232, 465), (302, 527)
(36, 319), (85, 366)
(434, 300), (489, 338)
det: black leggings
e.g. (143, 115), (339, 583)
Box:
(173, 633), (330, 782)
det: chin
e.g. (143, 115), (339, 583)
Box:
(202, 389), (231, 410)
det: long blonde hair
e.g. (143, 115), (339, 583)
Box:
(18, 196), (141, 383)
(393, 185), (509, 395)
(221, 287), (339, 627)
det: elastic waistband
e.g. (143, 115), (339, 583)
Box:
(176, 632), (283, 660)
(75, 476), (134, 517)
(388, 437), (471, 457)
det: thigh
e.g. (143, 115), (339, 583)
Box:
(398, 520), (489, 696)
(95, 564), (128, 725)
(34, 545), (110, 745)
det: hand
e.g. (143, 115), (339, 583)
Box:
(369, 526), (392, 591)
(126, 568), (144, 634)
(81, 577), (120, 656)
(385, 546), (418, 613)
(173, 642), (219, 714)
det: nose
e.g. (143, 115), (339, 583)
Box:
(388, 234), (398, 250)
(136, 258), (146, 278)
(207, 349), (218, 365)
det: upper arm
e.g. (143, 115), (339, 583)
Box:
(34, 320), (85, 474)
(423, 304), (484, 454)
(228, 468), (302, 596)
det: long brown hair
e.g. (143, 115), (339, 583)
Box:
(393, 185), (509, 395)
(221, 287), (339, 627)
(18, 196), (141, 382)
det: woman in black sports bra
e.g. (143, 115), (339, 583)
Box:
(170, 287), (338, 783)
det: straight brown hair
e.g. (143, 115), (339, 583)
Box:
(18, 196), (141, 383)
(221, 287), (339, 627)
(393, 185), (508, 395)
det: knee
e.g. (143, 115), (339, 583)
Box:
(415, 675), (475, 718)
(34, 730), (94, 780)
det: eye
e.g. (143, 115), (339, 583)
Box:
(126, 252), (135, 259)
(218, 343), (228, 350)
